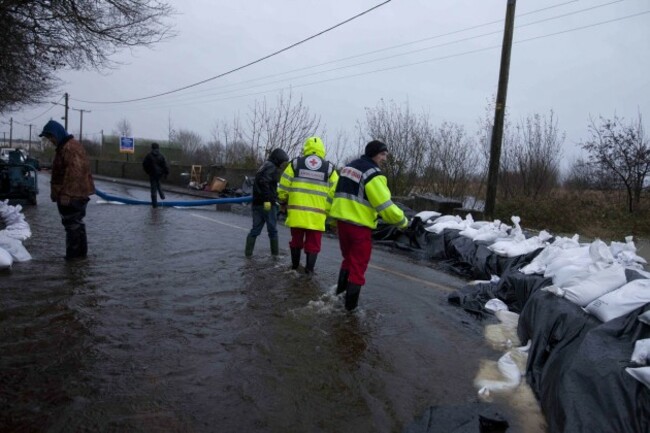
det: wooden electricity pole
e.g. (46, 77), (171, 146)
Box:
(64, 92), (69, 130)
(484, 0), (517, 219)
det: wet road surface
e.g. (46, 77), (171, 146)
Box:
(0, 174), (546, 432)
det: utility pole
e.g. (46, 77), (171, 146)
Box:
(484, 0), (517, 219)
(64, 92), (69, 130)
(9, 117), (13, 147)
(72, 108), (91, 143)
(28, 124), (33, 152)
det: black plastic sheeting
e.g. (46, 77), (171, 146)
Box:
(376, 216), (650, 433)
(518, 291), (650, 433)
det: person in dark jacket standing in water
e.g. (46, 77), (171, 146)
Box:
(329, 140), (408, 311)
(142, 142), (170, 208)
(245, 148), (289, 257)
(39, 120), (95, 261)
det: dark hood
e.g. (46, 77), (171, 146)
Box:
(39, 120), (73, 146)
(269, 148), (289, 167)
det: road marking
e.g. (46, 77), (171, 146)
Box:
(191, 212), (454, 292)
(190, 213), (248, 231)
(368, 263), (455, 292)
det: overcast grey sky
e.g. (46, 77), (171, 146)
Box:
(7, 0), (650, 164)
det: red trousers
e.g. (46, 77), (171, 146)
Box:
(289, 228), (323, 253)
(337, 221), (373, 286)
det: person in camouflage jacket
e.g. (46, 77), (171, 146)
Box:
(39, 120), (95, 260)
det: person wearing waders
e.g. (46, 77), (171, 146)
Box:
(142, 142), (169, 208)
(277, 136), (339, 274)
(245, 148), (289, 257)
(39, 120), (95, 261)
(329, 140), (408, 311)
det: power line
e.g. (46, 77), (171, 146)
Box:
(91, 0), (638, 112)
(96, 9), (650, 114)
(22, 95), (64, 122)
(73, 0), (393, 105)
(75, 0), (581, 108)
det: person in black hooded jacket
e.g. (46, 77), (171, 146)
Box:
(142, 142), (170, 208)
(245, 148), (289, 257)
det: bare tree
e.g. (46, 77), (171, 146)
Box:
(209, 116), (259, 168)
(475, 98), (516, 200)
(114, 118), (132, 137)
(360, 99), (428, 196)
(564, 157), (600, 191)
(0, 1), (174, 112)
(511, 111), (564, 199)
(167, 113), (177, 146)
(322, 129), (354, 169)
(246, 90), (322, 160)
(176, 129), (203, 163)
(581, 113), (650, 212)
(425, 122), (479, 199)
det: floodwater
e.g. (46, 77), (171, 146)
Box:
(0, 174), (546, 433)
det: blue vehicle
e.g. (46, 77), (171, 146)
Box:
(0, 149), (39, 205)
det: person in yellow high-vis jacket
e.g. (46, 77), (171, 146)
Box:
(278, 136), (339, 274)
(329, 140), (408, 311)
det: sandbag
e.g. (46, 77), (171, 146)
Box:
(0, 247), (12, 269)
(584, 278), (650, 322)
(548, 264), (627, 307)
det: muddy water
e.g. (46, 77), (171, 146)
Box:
(0, 175), (546, 432)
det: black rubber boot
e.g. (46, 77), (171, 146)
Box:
(345, 284), (362, 311)
(270, 238), (279, 256)
(245, 235), (256, 257)
(335, 269), (349, 295)
(65, 226), (87, 260)
(305, 253), (318, 274)
(290, 248), (301, 270)
(78, 225), (88, 258)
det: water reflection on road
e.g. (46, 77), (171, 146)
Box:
(0, 175), (546, 432)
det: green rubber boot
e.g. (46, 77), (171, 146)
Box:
(270, 238), (279, 256)
(245, 235), (256, 257)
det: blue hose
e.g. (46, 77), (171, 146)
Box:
(94, 187), (252, 207)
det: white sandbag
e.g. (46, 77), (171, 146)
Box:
(520, 234), (581, 275)
(551, 261), (596, 288)
(414, 210), (441, 223)
(625, 366), (650, 390)
(472, 220), (512, 243)
(470, 220), (492, 229)
(610, 236), (648, 267)
(547, 240), (614, 287)
(544, 245), (591, 279)
(485, 299), (509, 313)
(0, 247), (12, 269)
(0, 233), (31, 262)
(640, 310), (650, 325)
(630, 339), (650, 365)
(475, 351), (523, 394)
(460, 220), (503, 240)
(458, 226), (479, 239)
(426, 218), (466, 234)
(0, 200), (32, 240)
(488, 230), (551, 258)
(583, 278), (650, 322)
(549, 264), (627, 307)
(431, 214), (462, 225)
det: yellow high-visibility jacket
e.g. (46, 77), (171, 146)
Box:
(278, 138), (339, 231)
(330, 155), (407, 230)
